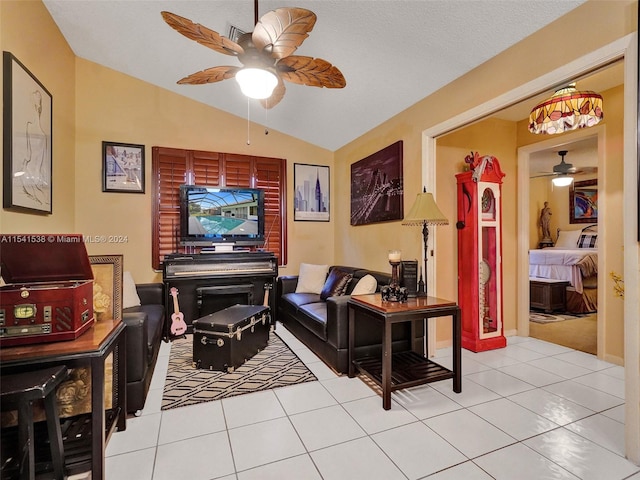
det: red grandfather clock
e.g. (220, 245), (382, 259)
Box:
(456, 152), (506, 352)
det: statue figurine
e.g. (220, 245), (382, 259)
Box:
(539, 201), (553, 241)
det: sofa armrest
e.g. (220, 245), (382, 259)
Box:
(277, 276), (299, 296)
(136, 283), (163, 306)
(122, 311), (149, 382)
(326, 295), (352, 350)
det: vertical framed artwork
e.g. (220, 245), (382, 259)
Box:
(89, 254), (123, 322)
(102, 141), (145, 193)
(2, 51), (53, 214)
(350, 141), (404, 226)
(570, 179), (598, 224)
(294, 163), (330, 221)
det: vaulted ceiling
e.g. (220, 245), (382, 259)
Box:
(43, 0), (587, 151)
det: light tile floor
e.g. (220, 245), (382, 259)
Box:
(105, 325), (640, 480)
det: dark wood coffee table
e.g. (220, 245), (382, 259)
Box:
(348, 294), (461, 410)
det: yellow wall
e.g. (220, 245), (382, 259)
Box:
(0, 0), (76, 233)
(73, 60), (334, 282)
(333, 0), (635, 357)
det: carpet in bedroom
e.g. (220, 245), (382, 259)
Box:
(529, 311), (597, 355)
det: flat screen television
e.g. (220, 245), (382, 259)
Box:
(180, 185), (265, 248)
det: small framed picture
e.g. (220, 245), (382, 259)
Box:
(102, 141), (145, 193)
(294, 163), (330, 221)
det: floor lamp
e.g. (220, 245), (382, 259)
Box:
(402, 188), (449, 297)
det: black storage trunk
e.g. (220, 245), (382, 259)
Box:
(192, 304), (271, 372)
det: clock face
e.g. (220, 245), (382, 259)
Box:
(14, 304), (37, 319)
(480, 260), (491, 285)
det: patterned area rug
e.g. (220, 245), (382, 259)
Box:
(529, 312), (585, 324)
(162, 332), (317, 410)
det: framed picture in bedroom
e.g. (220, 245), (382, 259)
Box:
(2, 52), (53, 214)
(570, 179), (598, 224)
(350, 141), (404, 226)
(294, 163), (330, 221)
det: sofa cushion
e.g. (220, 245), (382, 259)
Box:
(320, 269), (353, 300)
(297, 302), (328, 340)
(122, 271), (141, 308)
(351, 274), (378, 295)
(281, 292), (322, 310)
(295, 263), (329, 294)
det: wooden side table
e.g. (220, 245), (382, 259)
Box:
(348, 294), (461, 410)
(0, 319), (126, 480)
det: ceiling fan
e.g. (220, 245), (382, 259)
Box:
(530, 150), (597, 181)
(161, 1), (346, 109)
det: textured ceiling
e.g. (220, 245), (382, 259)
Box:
(43, 0), (586, 151)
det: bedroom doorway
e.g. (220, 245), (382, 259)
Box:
(525, 132), (602, 355)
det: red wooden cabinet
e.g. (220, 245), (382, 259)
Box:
(456, 155), (506, 352)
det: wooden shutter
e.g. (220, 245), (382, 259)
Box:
(256, 157), (287, 265)
(152, 147), (287, 270)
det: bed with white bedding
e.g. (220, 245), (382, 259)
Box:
(529, 225), (598, 313)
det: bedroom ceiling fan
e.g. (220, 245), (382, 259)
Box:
(161, 0), (346, 109)
(530, 150), (597, 186)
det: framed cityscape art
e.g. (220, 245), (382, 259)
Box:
(350, 141), (404, 226)
(294, 163), (330, 221)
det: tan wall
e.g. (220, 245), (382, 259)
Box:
(333, 0), (635, 356)
(74, 60), (334, 282)
(0, 0), (76, 233)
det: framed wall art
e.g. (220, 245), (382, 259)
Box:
(350, 141), (404, 226)
(89, 254), (123, 322)
(294, 163), (330, 221)
(2, 51), (53, 214)
(570, 179), (598, 224)
(102, 141), (145, 193)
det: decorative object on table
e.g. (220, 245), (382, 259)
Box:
(0, 235), (95, 347)
(381, 250), (407, 302)
(528, 83), (603, 135)
(456, 152), (506, 352)
(3, 52), (53, 214)
(160, 2), (345, 107)
(401, 188), (449, 297)
(538, 201), (554, 248)
(102, 141), (145, 193)
(294, 163), (330, 222)
(350, 141), (403, 226)
(400, 260), (418, 298)
(570, 179), (598, 224)
(89, 254), (123, 322)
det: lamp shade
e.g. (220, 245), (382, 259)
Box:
(552, 175), (574, 187)
(235, 67), (278, 99)
(528, 84), (603, 135)
(402, 192), (449, 226)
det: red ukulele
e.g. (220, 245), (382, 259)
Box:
(169, 287), (187, 336)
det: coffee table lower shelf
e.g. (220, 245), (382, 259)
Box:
(352, 350), (454, 392)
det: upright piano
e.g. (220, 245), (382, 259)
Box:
(162, 251), (278, 338)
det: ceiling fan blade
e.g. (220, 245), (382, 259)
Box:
(277, 56), (346, 88)
(260, 79), (286, 109)
(177, 66), (239, 85)
(252, 8), (316, 59)
(161, 11), (244, 56)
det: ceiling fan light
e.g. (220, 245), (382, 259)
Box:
(235, 67), (278, 99)
(528, 84), (603, 135)
(552, 175), (574, 187)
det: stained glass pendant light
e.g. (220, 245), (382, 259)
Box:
(528, 83), (603, 134)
